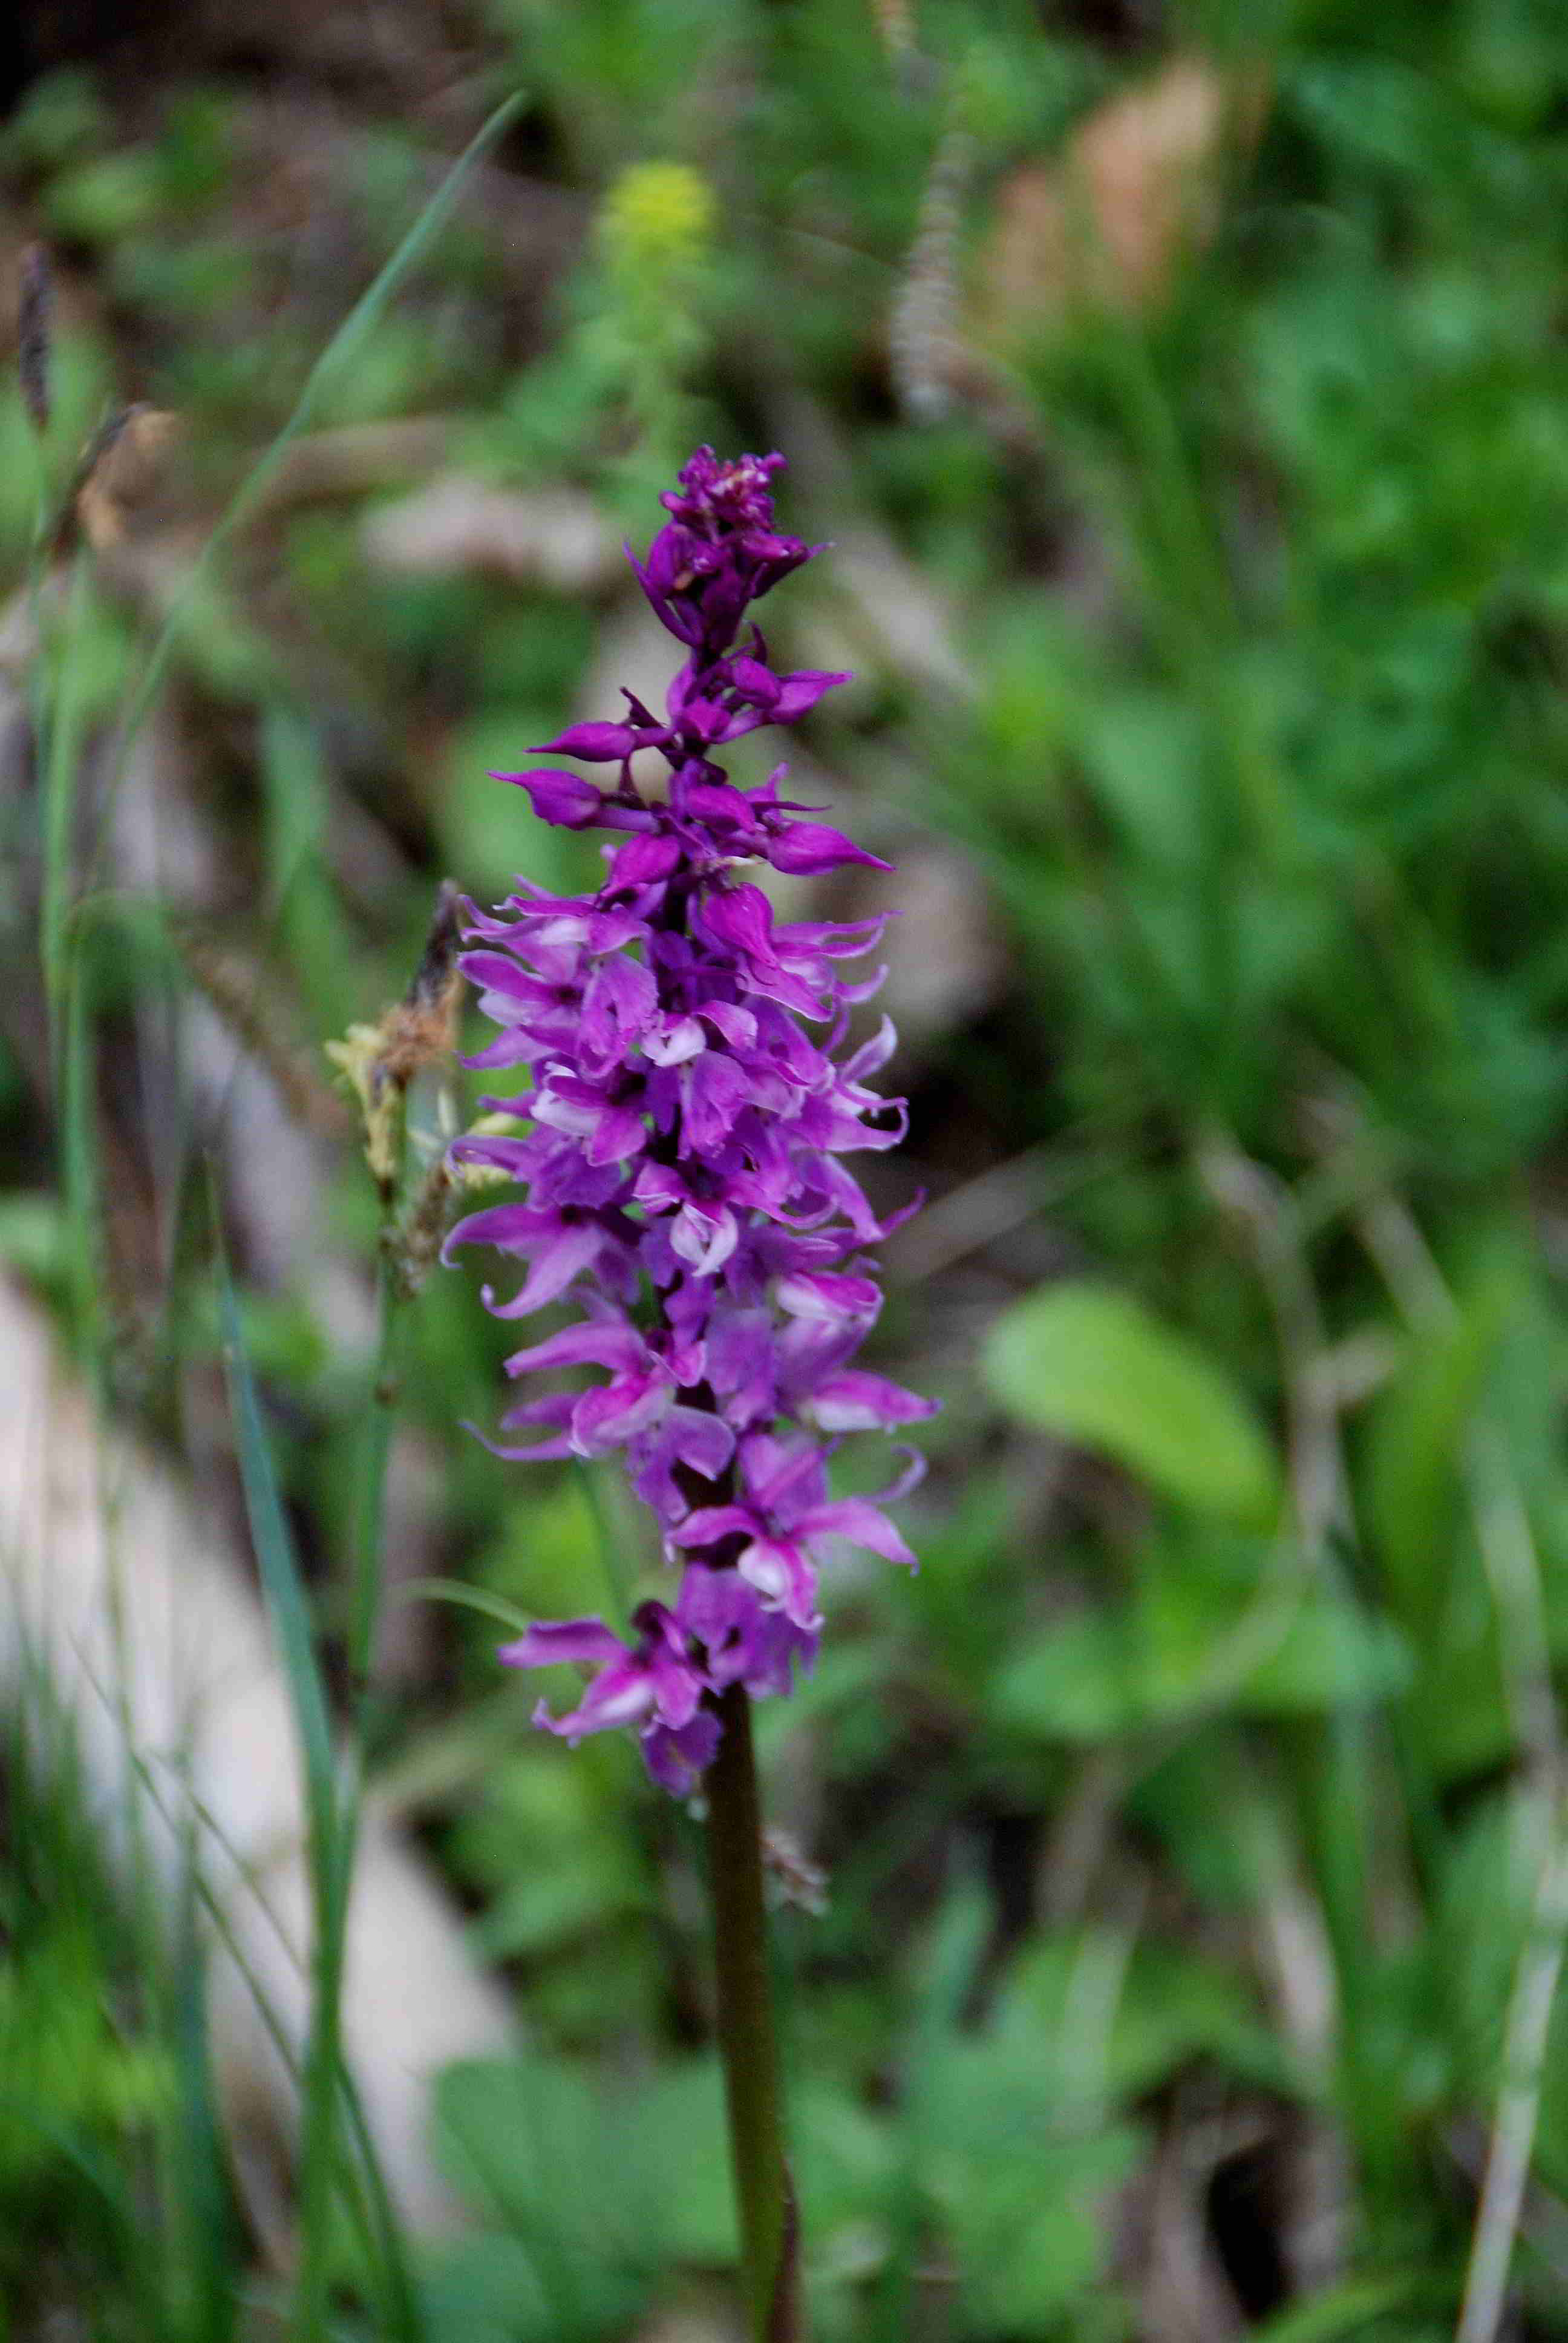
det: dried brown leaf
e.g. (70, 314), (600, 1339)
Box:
(977, 56), (1272, 333)
(73, 404), (181, 549)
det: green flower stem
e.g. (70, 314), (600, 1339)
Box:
(705, 1683), (800, 2341)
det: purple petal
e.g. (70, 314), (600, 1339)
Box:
(841, 1015), (899, 1083)
(495, 768), (605, 828)
(639, 1614), (704, 1728)
(442, 1202), (546, 1262)
(676, 1563), (766, 1681)
(643, 1015), (707, 1067)
(631, 1160), (689, 1213)
(535, 721), (642, 761)
(770, 667), (851, 720)
(726, 654), (779, 708)
(737, 1535), (821, 1627)
(670, 1201), (739, 1275)
(499, 1617), (622, 1670)
(502, 1318), (644, 1378)
(488, 1222), (606, 1316)
(698, 1000), (756, 1047)
(581, 953), (658, 1062)
(669, 1502), (760, 1548)
(766, 821), (892, 876)
(802, 1371), (940, 1432)
(681, 1051), (750, 1155)
(700, 883), (778, 966)
(682, 779), (756, 828)
(607, 831), (682, 888)
(641, 1708), (722, 1795)
(870, 1446), (928, 1506)
(466, 1391), (577, 1462)
(794, 1495), (915, 1568)
(665, 1407), (740, 1481)
(632, 1406), (736, 1519)
(541, 1656), (659, 1738)
(458, 952), (564, 1008)
(774, 1269), (881, 1323)
(572, 1374), (671, 1452)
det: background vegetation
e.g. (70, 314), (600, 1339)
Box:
(6, 0), (1568, 2336)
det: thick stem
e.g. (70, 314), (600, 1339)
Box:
(705, 1683), (799, 2341)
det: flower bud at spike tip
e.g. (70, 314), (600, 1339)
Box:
(447, 449), (933, 1792)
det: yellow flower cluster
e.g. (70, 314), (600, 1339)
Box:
(599, 162), (716, 281)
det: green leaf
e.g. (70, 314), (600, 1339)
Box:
(983, 1282), (1281, 1524)
(632, 2060), (737, 2262)
(431, 2054), (648, 2327)
(397, 1578), (537, 1640)
(993, 1615), (1144, 1743)
(419, 2233), (555, 2343)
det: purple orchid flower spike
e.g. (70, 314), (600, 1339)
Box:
(447, 447), (935, 1794)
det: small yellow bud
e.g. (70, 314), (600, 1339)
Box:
(324, 1023), (405, 1191)
(325, 883), (464, 1199)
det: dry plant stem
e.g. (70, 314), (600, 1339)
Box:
(1457, 1817), (1568, 2343)
(705, 1683), (801, 2341)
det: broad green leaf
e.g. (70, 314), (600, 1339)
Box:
(419, 2233), (555, 2343)
(983, 1282), (1281, 1524)
(629, 2061), (737, 2264)
(431, 2053), (651, 2329)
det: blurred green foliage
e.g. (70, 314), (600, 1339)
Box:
(9, 0), (1568, 2336)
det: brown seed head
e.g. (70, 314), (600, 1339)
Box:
(371, 878), (465, 1095)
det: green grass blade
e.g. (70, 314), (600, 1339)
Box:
(214, 1227), (352, 2339)
(214, 1233), (337, 1864)
(1251, 2271), (1453, 2340)
(395, 1577), (538, 1639)
(169, 1901), (240, 2343)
